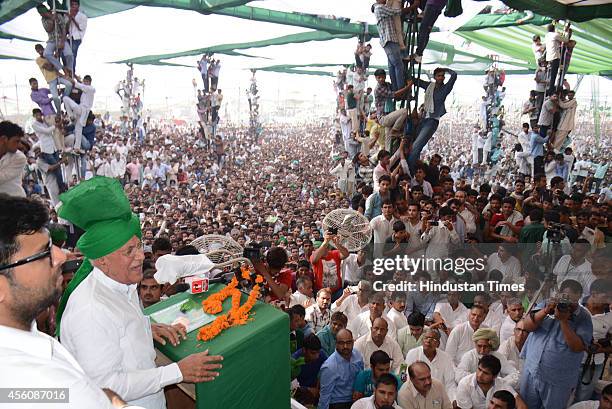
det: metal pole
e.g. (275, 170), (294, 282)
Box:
(14, 76), (19, 115)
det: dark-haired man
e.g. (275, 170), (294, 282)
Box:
(252, 246), (292, 301)
(365, 175), (392, 220)
(352, 373), (402, 409)
(34, 43), (73, 114)
(63, 74), (95, 151)
(151, 237), (172, 262)
(292, 334), (328, 405)
(319, 328), (364, 409)
(138, 269), (162, 308)
(488, 390), (517, 409)
(0, 195), (125, 407)
(456, 355), (526, 409)
(0, 121), (27, 197)
(406, 68), (457, 171)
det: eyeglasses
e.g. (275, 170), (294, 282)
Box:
(0, 238), (53, 272)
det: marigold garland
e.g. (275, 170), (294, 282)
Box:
(197, 273), (262, 342)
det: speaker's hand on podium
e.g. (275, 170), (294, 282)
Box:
(152, 322), (187, 346)
(179, 349), (224, 383)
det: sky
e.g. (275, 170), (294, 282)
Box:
(0, 0), (609, 122)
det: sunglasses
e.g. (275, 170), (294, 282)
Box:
(0, 238), (53, 272)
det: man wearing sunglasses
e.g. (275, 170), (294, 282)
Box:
(0, 195), (128, 407)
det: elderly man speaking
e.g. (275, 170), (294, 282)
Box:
(56, 177), (223, 409)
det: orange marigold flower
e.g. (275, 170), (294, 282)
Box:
(255, 275), (264, 284)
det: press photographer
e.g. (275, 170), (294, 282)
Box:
(248, 245), (291, 302)
(520, 279), (593, 409)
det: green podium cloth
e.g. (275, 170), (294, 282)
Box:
(144, 284), (290, 409)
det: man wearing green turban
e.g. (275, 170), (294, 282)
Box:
(56, 177), (223, 409)
(454, 327), (520, 388)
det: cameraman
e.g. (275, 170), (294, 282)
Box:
(520, 279), (593, 409)
(252, 246), (292, 302)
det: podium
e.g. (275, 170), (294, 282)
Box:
(145, 284), (290, 409)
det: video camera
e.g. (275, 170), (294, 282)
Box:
(546, 222), (566, 243)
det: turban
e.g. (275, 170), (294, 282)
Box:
(55, 177), (142, 338)
(472, 328), (500, 351)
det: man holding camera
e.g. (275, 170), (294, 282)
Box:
(519, 279), (593, 409)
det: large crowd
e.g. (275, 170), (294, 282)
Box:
(0, 1), (611, 409)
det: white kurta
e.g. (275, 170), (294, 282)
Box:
(354, 334), (404, 373)
(405, 346), (457, 401)
(331, 294), (369, 323)
(0, 322), (114, 409)
(61, 267), (182, 409)
(455, 349), (519, 388)
(348, 311), (397, 342)
(445, 321), (487, 365)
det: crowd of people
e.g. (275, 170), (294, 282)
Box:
(0, 2), (611, 409)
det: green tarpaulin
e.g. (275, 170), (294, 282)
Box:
(0, 28), (40, 42)
(501, 0), (612, 22)
(458, 19), (612, 74)
(145, 284), (290, 409)
(113, 30), (354, 65)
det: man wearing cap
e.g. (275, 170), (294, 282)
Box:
(56, 177), (223, 409)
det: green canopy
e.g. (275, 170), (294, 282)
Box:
(0, 28), (40, 42)
(254, 62), (534, 77)
(112, 31), (354, 65)
(501, 0), (612, 22)
(458, 19), (612, 74)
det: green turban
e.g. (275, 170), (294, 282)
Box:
(472, 328), (500, 351)
(55, 177), (142, 338)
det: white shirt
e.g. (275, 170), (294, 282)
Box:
(405, 346), (457, 401)
(483, 302), (505, 333)
(553, 255), (594, 297)
(37, 157), (61, 206)
(498, 336), (524, 373)
(354, 333), (404, 373)
(434, 301), (468, 330)
(0, 151), (27, 197)
(69, 11), (88, 40)
(75, 81), (95, 110)
(349, 312), (397, 342)
(61, 267), (183, 409)
(386, 307), (408, 330)
(331, 294), (369, 323)
(486, 253), (522, 284)
(370, 214), (397, 257)
(456, 373), (517, 409)
(351, 395), (401, 409)
(587, 311), (612, 365)
(33, 120), (57, 153)
(289, 291), (315, 308)
(499, 315), (518, 344)
(568, 401), (599, 409)
(445, 322), (485, 365)
(455, 349), (519, 388)
(545, 31), (563, 61)
(0, 322), (114, 409)
(341, 253), (363, 284)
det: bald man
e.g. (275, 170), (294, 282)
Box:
(319, 329), (364, 409)
(398, 361), (452, 409)
(354, 317), (404, 373)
